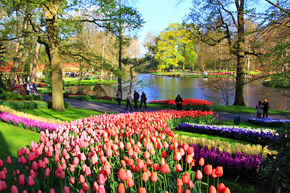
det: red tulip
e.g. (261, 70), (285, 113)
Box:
(0, 171), (6, 180)
(137, 159), (145, 169)
(10, 185), (18, 193)
(18, 174), (25, 186)
(60, 171), (65, 179)
(215, 166), (223, 177)
(82, 182), (89, 192)
(151, 172), (158, 182)
(185, 155), (193, 164)
(187, 180), (194, 189)
(85, 167), (91, 176)
(144, 152), (150, 159)
(187, 147), (194, 155)
(146, 159), (152, 167)
(160, 163), (170, 174)
(177, 178), (183, 187)
(161, 151), (167, 158)
(142, 172), (149, 182)
(0, 180), (6, 191)
(177, 186), (183, 193)
(118, 168), (127, 181)
(79, 175), (85, 183)
(45, 168), (50, 177)
(204, 164), (213, 175)
(70, 176), (75, 184)
(176, 163), (182, 172)
(93, 182), (98, 191)
(160, 158), (166, 165)
(50, 189), (55, 193)
(64, 186), (70, 193)
(6, 156), (11, 165)
(217, 183), (226, 193)
(223, 187), (231, 193)
(118, 183), (125, 193)
(138, 187), (147, 193)
(153, 163), (159, 171)
(173, 151), (181, 161)
(128, 159), (134, 167)
(121, 160), (126, 167)
(199, 158), (204, 167)
(182, 173), (190, 184)
(32, 161), (38, 171)
(196, 170), (203, 180)
(126, 177), (134, 187)
(28, 176), (35, 186)
(211, 169), (217, 178)
(98, 173), (107, 185)
(209, 185), (217, 193)
(185, 190), (191, 193)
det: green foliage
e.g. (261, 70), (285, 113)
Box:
(0, 100), (48, 109)
(22, 95), (34, 100)
(167, 115), (216, 129)
(0, 91), (24, 100)
(68, 95), (91, 101)
(258, 123), (290, 193)
(155, 23), (196, 70)
(31, 94), (43, 100)
(0, 100), (71, 109)
(168, 104), (213, 111)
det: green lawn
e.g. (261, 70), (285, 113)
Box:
(64, 78), (117, 86)
(18, 107), (109, 122)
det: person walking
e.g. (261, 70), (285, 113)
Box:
(125, 92), (133, 111)
(116, 90), (122, 106)
(133, 90), (140, 109)
(139, 91), (147, 109)
(175, 94), (183, 111)
(256, 101), (263, 118)
(262, 99), (270, 118)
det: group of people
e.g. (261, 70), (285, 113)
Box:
(256, 99), (270, 118)
(116, 90), (147, 111)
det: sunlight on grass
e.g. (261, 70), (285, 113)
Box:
(18, 108), (108, 122)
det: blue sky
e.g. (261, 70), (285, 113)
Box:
(136, 0), (192, 54)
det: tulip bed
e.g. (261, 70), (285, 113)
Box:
(0, 111), (63, 132)
(0, 109), (234, 193)
(176, 123), (278, 146)
(149, 99), (213, 111)
(248, 117), (290, 127)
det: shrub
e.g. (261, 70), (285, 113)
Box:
(68, 95), (91, 101)
(100, 95), (112, 101)
(31, 94), (43, 100)
(63, 92), (69, 98)
(23, 94), (34, 100)
(0, 91), (24, 100)
(0, 100), (71, 109)
(258, 123), (290, 192)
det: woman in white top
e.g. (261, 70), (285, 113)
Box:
(125, 92), (132, 111)
(256, 101), (263, 118)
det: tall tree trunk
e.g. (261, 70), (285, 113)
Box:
(31, 39), (41, 82)
(100, 44), (104, 82)
(7, 18), (28, 89)
(118, 0), (123, 93)
(43, 2), (65, 111)
(233, 0), (246, 106)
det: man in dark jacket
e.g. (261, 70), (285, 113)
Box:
(133, 90), (140, 109)
(175, 94), (183, 111)
(262, 99), (270, 118)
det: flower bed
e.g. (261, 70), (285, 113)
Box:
(248, 116), (290, 127)
(149, 98), (213, 111)
(175, 134), (275, 158)
(177, 123), (278, 145)
(0, 111), (62, 132)
(0, 110), (231, 193)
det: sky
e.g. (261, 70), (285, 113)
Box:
(135, 0), (192, 55)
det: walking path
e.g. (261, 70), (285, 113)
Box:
(38, 94), (290, 122)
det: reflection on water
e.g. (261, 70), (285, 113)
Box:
(64, 74), (290, 111)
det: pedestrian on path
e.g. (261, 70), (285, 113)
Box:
(125, 92), (133, 111)
(133, 90), (139, 109)
(262, 99), (270, 118)
(175, 94), (183, 111)
(256, 101), (263, 118)
(139, 91), (147, 109)
(116, 90), (122, 106)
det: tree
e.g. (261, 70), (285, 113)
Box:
(186, 0), (263, 106)
(155, 23), (196, 71)
(105, 0), (144, 94)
